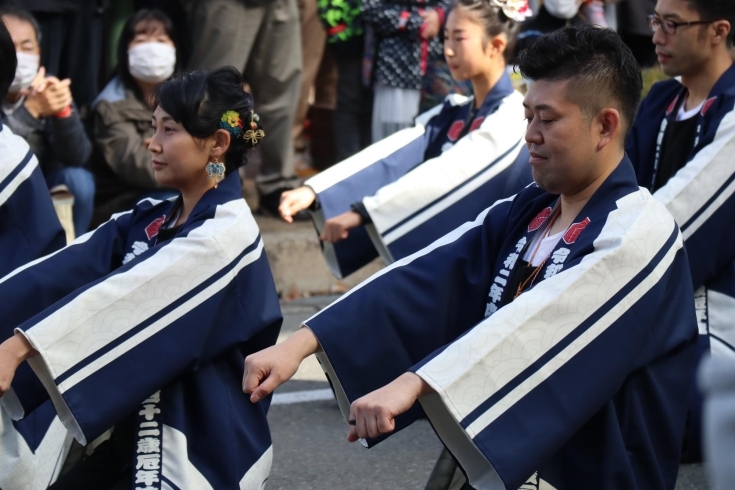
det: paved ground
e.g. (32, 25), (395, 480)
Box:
(266, 296), (710, 490)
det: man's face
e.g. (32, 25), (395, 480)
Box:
(2, 15), (40, 56)
(653, 0), (711, 77)
(523, 79), (600, 196)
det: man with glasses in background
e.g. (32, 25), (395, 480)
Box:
(626, 0), (735, 464)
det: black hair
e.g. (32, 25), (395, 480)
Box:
(517, 25), (642, 138)
(0, 17), (16, 98)
(117, 9), (182, 101)
(151, 67), (262, 174)
(686, 0), (735, 46)
(452, 0), (520, 63)
(0, 6), (41, 43)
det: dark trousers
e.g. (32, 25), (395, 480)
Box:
(333, 54), (372, 163)
(50, 417), (134, 490)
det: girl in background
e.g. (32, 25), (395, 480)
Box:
(279, 0), (533, 279)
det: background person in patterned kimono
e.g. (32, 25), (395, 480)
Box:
(244, 26), (698, 490)
(279, 0), (533, 279)
(625, 0), (735, 463)
(0, 67), (282, 490)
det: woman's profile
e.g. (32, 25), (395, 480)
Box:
(0, 67), (281, 490)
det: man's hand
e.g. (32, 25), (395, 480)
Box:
(320, 211), (363, 243)
(243, 328), (320, 403)
(0, 333), (38, 396)
(420, 10), (441, 39)
(23, 74), (73, 119)
(278, 187), (317, 223)
(347, 372), (435, 442)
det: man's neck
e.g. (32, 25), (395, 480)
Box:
(549, 150), (623, 235)
(681, 53), (733, 110)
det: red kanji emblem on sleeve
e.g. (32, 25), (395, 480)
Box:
(145, 216), (166, 240)
(469, 117), (485, 132)
(563, 217), (591, 244)
(528, 207), (552, 232)
(447, 120), (465, 142)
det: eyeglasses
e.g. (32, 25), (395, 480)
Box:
(648, 14), (717, 35)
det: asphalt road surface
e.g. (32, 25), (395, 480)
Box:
(266, 297), (710, 490)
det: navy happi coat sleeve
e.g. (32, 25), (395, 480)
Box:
(306, 160), (697, 490)
(0, 123), (66, 279)
(305, 75), (530, 278)
(0, 122), (70, 490)
(1, 172), (282, 489)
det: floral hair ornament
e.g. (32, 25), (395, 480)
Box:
(244, 112), (265, 146)
(220, 110), (244, 137)
(491, 0), (532, 22)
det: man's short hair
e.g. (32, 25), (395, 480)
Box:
(0, 6), (41, 43)
(517, 25), (643, 138)
(686, 0), (735, 46)
(0, 18), (17, 99)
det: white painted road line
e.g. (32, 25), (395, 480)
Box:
(271, 388), (335, 405)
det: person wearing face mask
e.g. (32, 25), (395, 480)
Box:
(90, 9), (180, 226)
(0, 6), (95, 238)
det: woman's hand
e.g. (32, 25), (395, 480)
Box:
(320, 211), (363, 243)
(347, 372), (435, 442)
(243, 328), (320, 403)
(0, 333), (39, 396)
(278, 187), (316, 223)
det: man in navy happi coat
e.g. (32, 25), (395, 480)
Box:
(244, 26), (699, 490)
(626, 0), (735, 462)
(0, 20), (69, 490)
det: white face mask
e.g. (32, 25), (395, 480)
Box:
(9, 52), (40, 93)
(128, 42), (176, 84)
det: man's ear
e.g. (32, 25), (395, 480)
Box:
(211, 129), (232, 160)
(713, 20), (732, 47)
(595, 108), (622, 152)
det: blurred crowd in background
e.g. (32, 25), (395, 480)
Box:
(0, 0), (657, 238)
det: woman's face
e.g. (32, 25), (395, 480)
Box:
(148, 106), (213, 190)
(444, 7), (503, 81)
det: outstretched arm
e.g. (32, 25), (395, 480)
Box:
(243, 327), (320, 402)
(278, 186), (317, 223)
(347, 372), (435, 442)
(319, 211), (363, 243)
(0, 333), (38, 396)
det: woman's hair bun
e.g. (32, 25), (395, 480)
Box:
(151, 66), (259, 175)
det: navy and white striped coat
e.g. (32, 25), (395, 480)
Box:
(306, 73), (532, 278)
(0, 121), (69, 490)
(0, 171), (281, 490)
(626, 64), (735, 460)
(304, 158), (697, 490)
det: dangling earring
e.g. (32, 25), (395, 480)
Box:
(206, 155), (226, 188)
